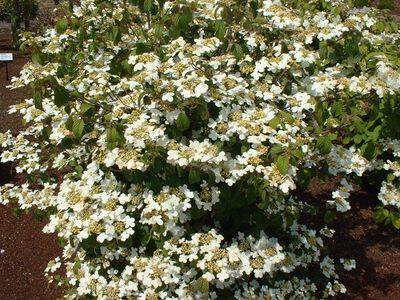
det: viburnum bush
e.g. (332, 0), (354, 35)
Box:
(1, 0), (400, 298)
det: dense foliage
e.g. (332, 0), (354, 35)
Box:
(1, 0), (400, 298)
(0, 0), (37, 21)
(0, 0), (38, 46)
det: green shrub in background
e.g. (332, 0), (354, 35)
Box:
(378, 0), (395, 10)
(0, 0), (400, 298)
(0, 0), (38, 47)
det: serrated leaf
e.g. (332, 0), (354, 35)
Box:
(343, 136), (352, 144)
(73, 260), (81, 275)
(392, 216), (400, 229)
(178, 7), (193, 30)
(110, 26), (121, 43)
(31, 52), (44, 65)
(361, 141), (378, 160)
(376, 208), (389, 222)
(106, 127), (120, 150)
(269, 145), (284, 158)
(54, 86), (70, 107)
(143, 0), (152, 12)
(354, 134), (363, 144)
(33, 90), (43, 110)
(65, 116), (74, 131)
(331, 101), (343, 117)
(80, 102), (94, 115)
(198, 102), (209, 122)
(34, 209), (44, 222)
(193, 277), (209, 293)
(189, 169), (201, 184)
(214, 20), (226, 40)
(233, 43), (244, 60)
(276, 155), (290, 175)
(72, 119), (85, 139)
(316, 135), (332, 155)
(315, 100), (327, 126)
(176, 112), (190, 131)
(56, 18), (68, 34)
(269, 116), (280, 129)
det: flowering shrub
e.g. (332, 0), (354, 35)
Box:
(1, 0), (400, 298)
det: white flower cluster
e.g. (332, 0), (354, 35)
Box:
(377, 140), (400, 209)
(328, 178), (354, 212)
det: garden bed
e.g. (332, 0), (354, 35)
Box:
(0, 50), (62, 300)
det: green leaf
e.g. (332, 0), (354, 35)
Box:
(154, 24), (164, 39)
(344, 35), (360, 58)
(378, 0), (395, 10)
(214, 20), (226, 40)
(233, 43), (244, 61)
(106, 127), (121, 150)
(392, 215), (400, 229)
(178, 7), (193, 30)
(176, 112), (190, 131)
(140, 227), (152, 247)
(193, 277), (209, 293)
(33, 89), (43, 110)
(110, 26), (121, 43)
(143, 0), (152, 12)
(73, 260), (81, 275)
(315, 99), (327, 126)
(331, 101), (343, 117)
(280, 111), (295, 124)
(198, 102), (209, 122)
(316, 135), (332, 155)
(324, 210), (336, 224)
(80, 102), (94, 115)
(31, 52), (44, 65)
(65, 116), (74, 131)
(34, 209), (44, 222)
(269, 116), (280, 129)
(269, 145), (284, 158)
(189, 169), (201, 184)
(354, 134), (363, 144)
(57, 237), (66, 247)
(54, 86), (70, 107)
(56, 18), (68, 34)
(361, 141), (378, 160)
(343, 136), (352, 144)
(276, 155), (290, 175)
(72, 119), (85, 139)
(11, 207), (22, 217)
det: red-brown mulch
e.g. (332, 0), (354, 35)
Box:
(0, 205), (62, 300)
(334, 196), (400, 299)
(0, 43), (62, 299)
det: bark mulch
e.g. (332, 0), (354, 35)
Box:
(334, 196), (400, 299)
(0, 35), (62, 300)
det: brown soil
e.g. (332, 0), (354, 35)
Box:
(306, 177), (400, 299)
(332, 193), (400, 299)
(0, 205), (63, 300)
(0, 24), (62, 299)
(0, 52), (29, 133)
